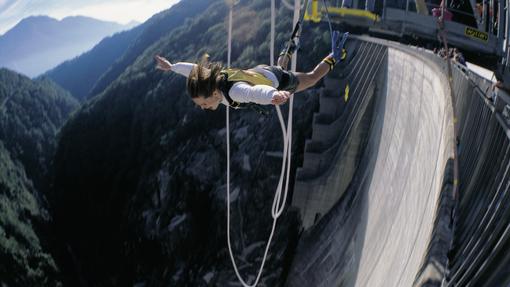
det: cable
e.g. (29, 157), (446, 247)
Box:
(322, 0), (334, 40)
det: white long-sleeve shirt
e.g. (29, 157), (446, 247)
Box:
(172, 62), (279, 105)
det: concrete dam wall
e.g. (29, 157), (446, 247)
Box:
(288, 38), (455, 286)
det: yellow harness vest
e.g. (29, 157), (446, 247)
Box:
(219, 68), (274, 109)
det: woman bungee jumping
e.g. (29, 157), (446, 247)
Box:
(155, 30), (348, 110)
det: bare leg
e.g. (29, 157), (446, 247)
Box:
(294, 60), (331, 93)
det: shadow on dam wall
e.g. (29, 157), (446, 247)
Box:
(286, 37), (456, 287)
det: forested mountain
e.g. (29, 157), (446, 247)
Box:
(0, 69), (79, 193)
(0, 143), (58, 287)
(0, 16), (133, 77)
(0, 68), (79, 286)
(51, 0), (331, 285)
(45, 0), (211, 101)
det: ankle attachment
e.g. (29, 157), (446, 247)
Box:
(323, 54), (336, 71)
(280, 39), (299, 60)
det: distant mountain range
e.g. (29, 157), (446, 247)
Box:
(0, 15), (137, 77)
(45, 0), (211, 101)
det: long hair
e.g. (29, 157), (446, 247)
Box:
(187, 54), (224, 99)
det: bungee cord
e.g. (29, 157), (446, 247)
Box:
(225, 1), (308, 286)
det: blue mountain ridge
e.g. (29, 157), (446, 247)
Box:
(0, 15), (132, 77)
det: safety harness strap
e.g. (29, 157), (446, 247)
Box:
(219, 69), (274, 113)
(218, 75), (239, 108)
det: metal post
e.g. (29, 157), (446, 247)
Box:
(506, 0), (510, 67)
(291, 0), (300, 72)
(382, 0), (387, 19)
(501, 0), (510, 82)
(482, 0), (489, 32)
(490, 0), (494, 33)
(495, 0), (507, 80)
(498, 0), (504, 40)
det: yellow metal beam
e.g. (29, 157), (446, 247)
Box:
(327, 7), (380, 22)
(304, 2), (380, 23)
(304, 0), (322, 23)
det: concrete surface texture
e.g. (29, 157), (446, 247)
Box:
(292, 40), (386, 229)
(287, 45), (454, 286)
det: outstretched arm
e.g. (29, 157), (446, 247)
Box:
(155, 55), (173, 71)
(155, 55), (196, 78)
(229, 82), (291, 106)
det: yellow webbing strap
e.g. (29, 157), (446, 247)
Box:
(222, 68), (273, 86)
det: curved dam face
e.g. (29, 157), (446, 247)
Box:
(287, 40), (454, 286)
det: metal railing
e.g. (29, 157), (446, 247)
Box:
(444, 61), (510, 286)
(306, 0), (502, 55)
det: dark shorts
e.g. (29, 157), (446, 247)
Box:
(261, 65), (300, 93)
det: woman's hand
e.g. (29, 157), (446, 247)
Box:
(271, 91), (291, 105)
(155, 55), (173, 71)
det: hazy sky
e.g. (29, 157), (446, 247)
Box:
(0, 0), (180, 34)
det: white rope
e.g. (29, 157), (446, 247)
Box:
(281, 0), (295, 10)
(226, 1), (299, 286)
(270, 0), (276, 66)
